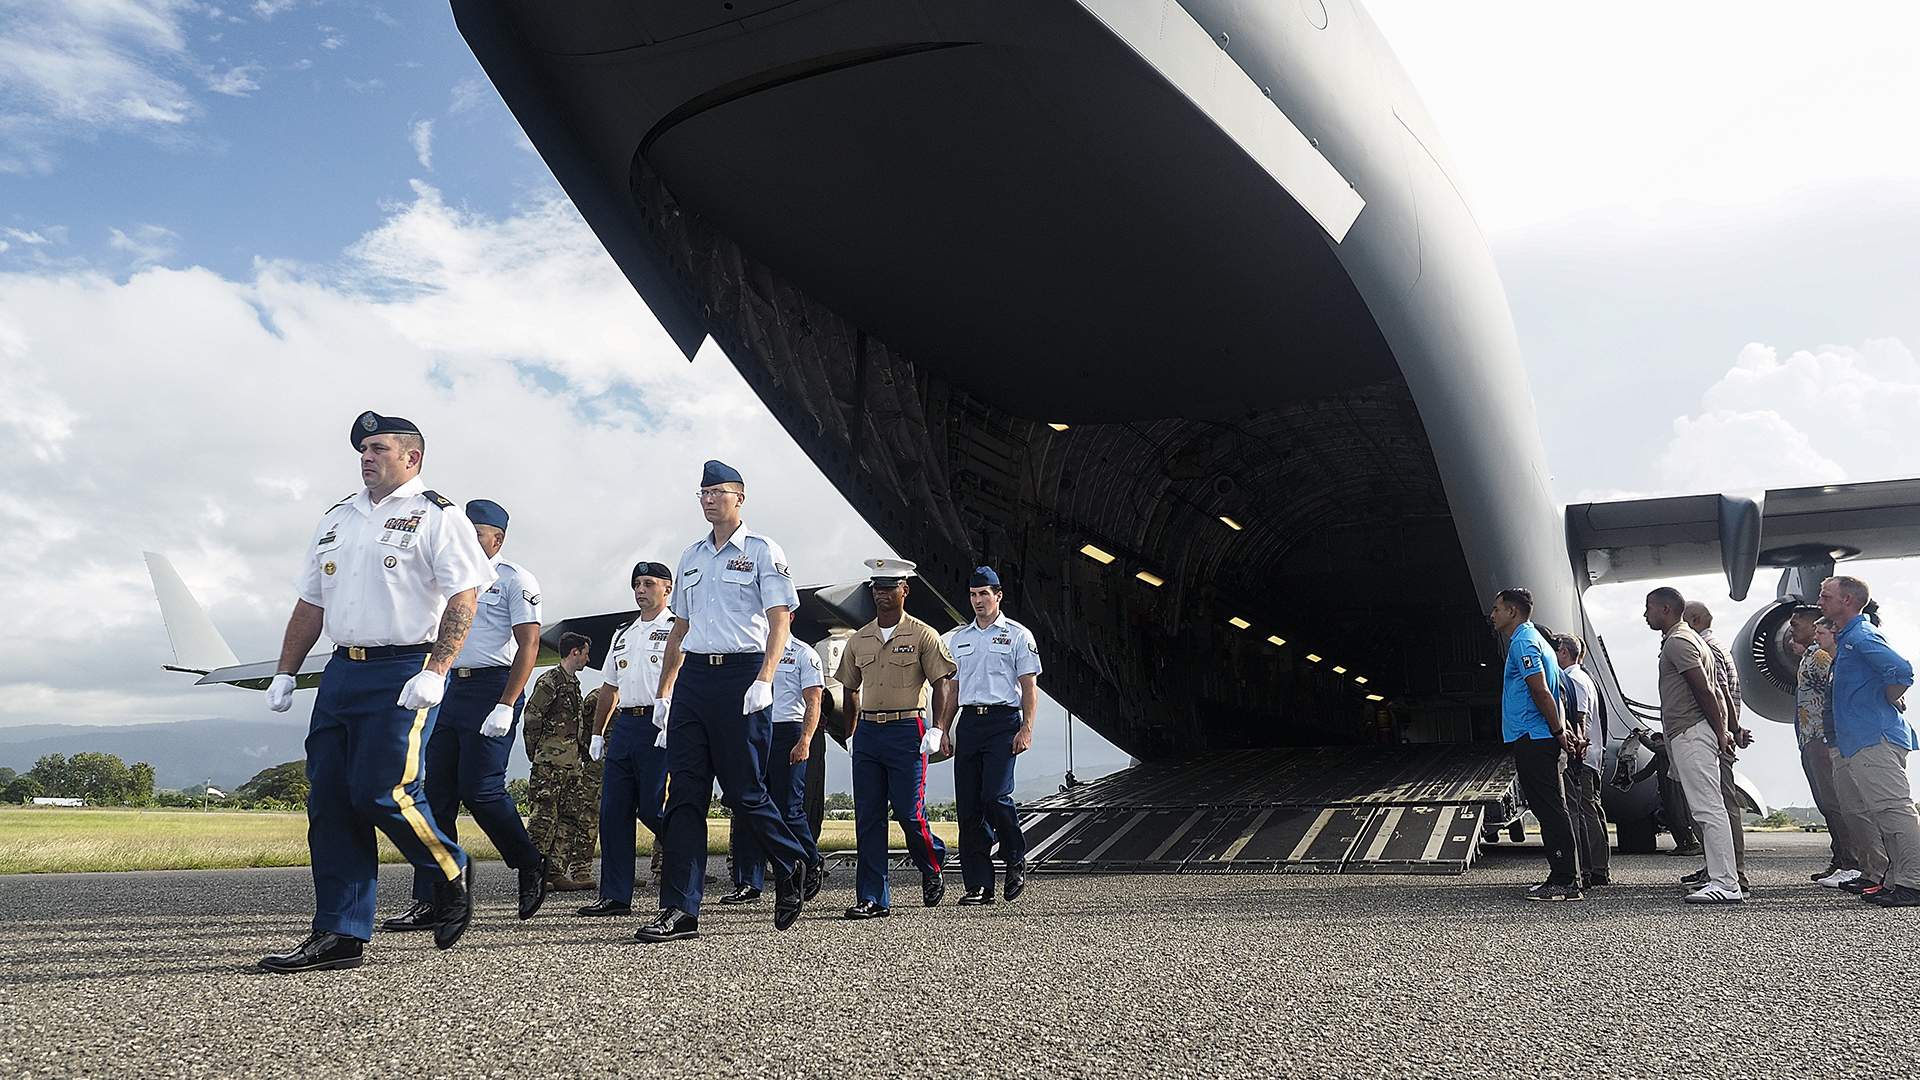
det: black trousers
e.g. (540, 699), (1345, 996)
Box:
(1512, 736), (1579, 886)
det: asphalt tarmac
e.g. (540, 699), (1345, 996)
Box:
(0, 831), (1909, 1079)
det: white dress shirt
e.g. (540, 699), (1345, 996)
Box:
(454, 557), (542, 668)
(604, 609), (675, 703)
(296, 475), (495, 647)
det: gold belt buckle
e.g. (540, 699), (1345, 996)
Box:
(347, 646), (367, 661)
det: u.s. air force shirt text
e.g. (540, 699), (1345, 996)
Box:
(670, 527), (800, 654)
(605, 610), (676, 703)
(455, 558), (542, 668)
(947, 615), (1042, 707)
(297, 475), (494, 647)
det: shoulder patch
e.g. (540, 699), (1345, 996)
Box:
(420, 489), (455, 510)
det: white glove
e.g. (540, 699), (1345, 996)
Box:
(589, 734), (605, 761)
(266, 673), (296, 713)
(742, 680), (774, 714)
(919, 726), (944, 756)
(397, 670), (446, 710)
(654, 727), (669, 749)
(653, 697), (671, 730)
(479, 703), (514, 738)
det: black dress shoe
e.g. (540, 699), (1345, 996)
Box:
(718, 884), (762, 905)
(922, 870), (946, 908)
(843, 900), (890, 920)
(956, 889), (996, 906)
(432, 861), (473, 950)
(803, 862), (825, 902)
(519, 856), (550, 921)
(259, 932), (364, 974)
(635, 908), (699, 942)
(1871, 884), (1920, 907)
(774, 867), (803, 931)
(380, 899), (438, 933)
(1003, 864), (1026, 902)
(576, 898), (631, 917)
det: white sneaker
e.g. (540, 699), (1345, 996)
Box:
(1683, 884), (1746, 905)
(1817, 868), (1862, 888)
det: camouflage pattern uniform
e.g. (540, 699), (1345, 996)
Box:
(523, 668), (602, 884)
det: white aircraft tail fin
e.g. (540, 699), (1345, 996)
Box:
(144, 552), (242, 673)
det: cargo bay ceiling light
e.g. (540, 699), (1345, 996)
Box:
(1079, 543), (1116, 565)
(1134, 570), (1165, 587)
(1219, 515), (1243, 531)
(1047, 423), (1070, 431)
(1305, 653), (1322, 663)
(1365, 694), (1385, 703)
(1266, 635), (1287, 647)
(1353, 675), (1369, 685)
(1331, 665), (1347, 675)
(1227, 616), (1251, 630)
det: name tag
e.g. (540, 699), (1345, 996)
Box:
(953, 641), (975, 657)
(377, 530), (416, 550)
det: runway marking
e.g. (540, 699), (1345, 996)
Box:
(1362, 806), (1405, 862)
(1218, 808), (1275, 861)
(1146, 809), (1207, 862)
(1421, 808), (1457, 862)
(1085, 811), (1149, 862)
(1283, 809), (1334, 862)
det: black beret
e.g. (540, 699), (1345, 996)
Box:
(632, 561), (674, 584)
(351, 410), (423, 451)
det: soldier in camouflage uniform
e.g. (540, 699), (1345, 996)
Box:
(523, 633), (601, 890)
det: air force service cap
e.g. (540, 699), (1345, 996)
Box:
(465, 499), (509, 531)
(701, 459), (744, 488)
(970, 565), (1002, 588)
(864, 557), (916, 588)
(351, 410), (423, 451)
(632, 560), (674, 585)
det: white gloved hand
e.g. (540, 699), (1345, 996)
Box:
(397, 670), (446, 710)
(653, 697), (671, 730)
(589, 734), (605, 761)
(742, 680), (774, 714)
(919, 726), (944, 756)
(266, 673), (296, 713)
(654, 726), (668, 749)
(479, 703), (514, 738)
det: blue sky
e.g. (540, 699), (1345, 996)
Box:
(4, 2), (1920, 804)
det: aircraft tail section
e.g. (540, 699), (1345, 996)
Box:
(144, 552), (242, 674)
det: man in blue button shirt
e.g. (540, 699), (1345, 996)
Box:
(1817, 575), (1920, 907)
(1489, 587), (1579, 900)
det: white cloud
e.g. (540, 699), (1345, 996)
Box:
(249, 0), (297, 18)
(408, 118), (432, 169)
(0, 183), (889, 727)
(0, 0), (203, 171)
(343, 76), (382, 94)
(318, 29), (345, 51)
(448, 77), (487, 114)
(4, 228), (52, 245)
(107, 223), (180, 268)
(204, 61), (262, 97)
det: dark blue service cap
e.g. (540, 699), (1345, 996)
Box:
(969, 565), (1001, 588)
(701, 459), (744, 488)
(465, 499), (509, 530)
(632, 561), (674, 584)
(351, 410), (422, 451)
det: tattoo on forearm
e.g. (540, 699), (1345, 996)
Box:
(430, 599), (475, 667)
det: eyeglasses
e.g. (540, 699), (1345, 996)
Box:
(695, 487), (743, 501)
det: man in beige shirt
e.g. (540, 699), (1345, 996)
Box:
(1645, 586), (1742, 904)
(833, 558), (958, 918)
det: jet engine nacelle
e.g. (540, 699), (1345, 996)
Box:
(1735, 598), (1800, 724)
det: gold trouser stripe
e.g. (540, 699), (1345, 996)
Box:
(394, 703), (461, 881)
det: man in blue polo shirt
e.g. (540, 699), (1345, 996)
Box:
(1817, 575), (1920, 908)
(1489, 587), (1578, 900)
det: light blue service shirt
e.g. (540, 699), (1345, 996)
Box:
(670, 526), (801, 655)
(947, 615), (1043, 706)
(454, 558), (542, 668)
(1501, 621), (1562, 743)
(1831, 613), (1917, 758)
(772, 639), (825, 724)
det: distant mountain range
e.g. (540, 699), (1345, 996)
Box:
(0, 718), (1130, 799)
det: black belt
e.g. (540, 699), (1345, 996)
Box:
(686, 651), (763, 667)
(335, 644), (431, 661)
(453, 665), (508, 678)
(617, 705), (655, 717)
(861, 709), (922, 724)
(963, 703), (1019, 715)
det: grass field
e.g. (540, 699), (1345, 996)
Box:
(0, 807), (961, 874)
